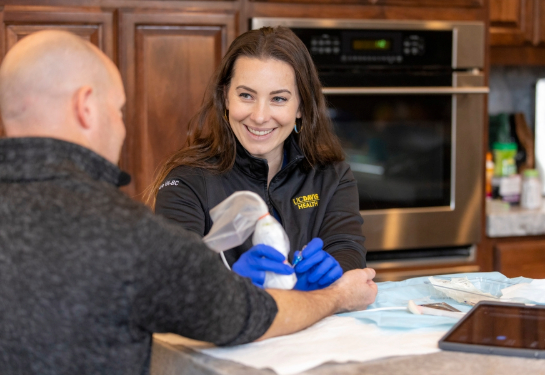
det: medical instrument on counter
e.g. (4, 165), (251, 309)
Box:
(408, 300), (466, 319)
(420, 302), (462, 312)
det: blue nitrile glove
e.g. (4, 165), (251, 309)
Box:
(293, 238), (343, 291)
(232, 244), (294, 288)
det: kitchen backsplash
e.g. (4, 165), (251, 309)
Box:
(489, 66), (545, 130)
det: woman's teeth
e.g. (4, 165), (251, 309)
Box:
(247, 127), (273, 136)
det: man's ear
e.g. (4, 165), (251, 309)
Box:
(73, 86), (96, 130)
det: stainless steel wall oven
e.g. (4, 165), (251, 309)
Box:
(251, 18), (488, 272)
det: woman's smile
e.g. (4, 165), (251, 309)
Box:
(245, 125), (276, 137)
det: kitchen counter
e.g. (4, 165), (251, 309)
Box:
(486, 199), (545, 237)
(150, 272), (544, 375)
(150, 336), (545, 375)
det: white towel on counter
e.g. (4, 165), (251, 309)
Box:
(199, 315), (445, 375)
(501, 279), (545, 303)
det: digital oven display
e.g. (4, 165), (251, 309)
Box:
(351, 38), (392, 51)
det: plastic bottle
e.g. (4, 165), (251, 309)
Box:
(485, 152), (494, 198)
(520, 169), (542, 209)
(492, 142), (517, 176)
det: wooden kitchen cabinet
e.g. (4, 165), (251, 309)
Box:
(118, 9), (236, 199)
(489, 0), (533, 46)
(0, 6), (115, 57)
(490, 0), (545, 46)
(490, 0), (545, 64)
(494, 237), (545, 279)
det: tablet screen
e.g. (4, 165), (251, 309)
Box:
(444, 304), (545, 350)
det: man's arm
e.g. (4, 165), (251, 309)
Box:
(258, 268), (377, 341)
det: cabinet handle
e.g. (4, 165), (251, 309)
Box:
(322, 87), (489, 95)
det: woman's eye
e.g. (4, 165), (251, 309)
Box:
(239, 93), (253, 100)
(272, 96), (287, 103)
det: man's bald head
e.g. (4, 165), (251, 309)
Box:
(0, 30), (116, 124)
(0, 30), (126, 164)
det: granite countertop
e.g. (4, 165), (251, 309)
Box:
(150, 337), (545, 375)
(486, 199), (545, 237)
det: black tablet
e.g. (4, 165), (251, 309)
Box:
(438, 301), (545, 359)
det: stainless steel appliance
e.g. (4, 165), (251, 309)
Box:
(251, 18), (488, 273)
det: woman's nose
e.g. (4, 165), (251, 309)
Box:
(250, 102), (270, 124)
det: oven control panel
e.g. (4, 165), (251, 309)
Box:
(293, 28), (451, 67)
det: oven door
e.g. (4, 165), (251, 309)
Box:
(324, 86), (487, 251)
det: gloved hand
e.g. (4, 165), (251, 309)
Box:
(293, 238), (343, 291)
(232, 244), (294, 288)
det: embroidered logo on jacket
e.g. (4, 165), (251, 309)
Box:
(292, 194), (319, 210)
(158, 179), (180, 190)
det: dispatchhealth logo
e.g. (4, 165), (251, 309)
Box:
(292, 194), (319, 210)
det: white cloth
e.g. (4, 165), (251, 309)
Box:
(199, 315), (445, 375)
(501, 279), (545, 303)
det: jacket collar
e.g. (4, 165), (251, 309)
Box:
(0, 137), (130, 187)
(234, 134), (305, 180)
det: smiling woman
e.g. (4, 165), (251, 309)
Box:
(148, 26), (367, 291)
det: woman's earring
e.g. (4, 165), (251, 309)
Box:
(224, 109), (229, 123)
(294, 118), (302, 134)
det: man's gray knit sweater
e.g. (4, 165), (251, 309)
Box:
(0, 137), (278, 375)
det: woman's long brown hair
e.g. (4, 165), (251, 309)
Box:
(147, 26), (345, 207)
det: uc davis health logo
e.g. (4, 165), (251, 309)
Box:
(292, 194), (319, 209)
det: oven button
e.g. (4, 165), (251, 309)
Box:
(404, 35), (426, 56)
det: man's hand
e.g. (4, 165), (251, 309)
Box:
(330, 268), (378, 313)
(293, 238), (343, 291)
(232, 244), (294, 288)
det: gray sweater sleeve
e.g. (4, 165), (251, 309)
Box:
(130, 215), (278, 346)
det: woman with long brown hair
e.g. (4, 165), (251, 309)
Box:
(149, 26), (366, 290)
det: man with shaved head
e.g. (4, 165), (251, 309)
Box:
(0, 31), (377, 374)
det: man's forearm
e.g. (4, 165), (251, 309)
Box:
(257, 288), (338, 341)
(257, 268), (377, 341)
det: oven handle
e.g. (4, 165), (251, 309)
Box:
(322, 87), (489, 95)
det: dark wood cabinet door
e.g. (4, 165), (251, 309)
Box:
(250, 0), (483, 6)
(495, 240), (545, 279)
(0, 5), (114, 137)
(489, 0), (533, 46)
(535, 0), (545, 46)
(118, 9), (237, 200)
(0, 6), (114, 58)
